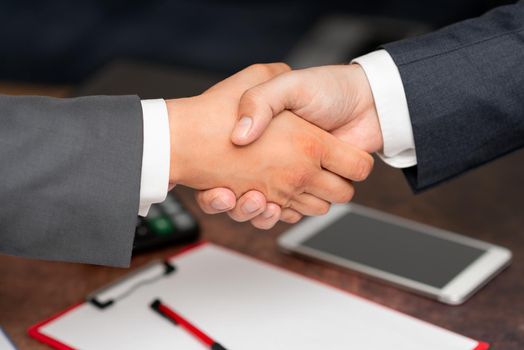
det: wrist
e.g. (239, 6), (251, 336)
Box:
(346, 64), (384, 153)
(166, 97), (192, 185)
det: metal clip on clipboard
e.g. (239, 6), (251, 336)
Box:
(87, 259), (176, 309)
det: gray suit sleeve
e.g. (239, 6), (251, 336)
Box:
(0, 95), (143, 267)
(383, 1), (524, 191)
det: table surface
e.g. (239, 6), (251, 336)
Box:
(0, 83), (523, 350)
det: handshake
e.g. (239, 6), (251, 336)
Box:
(167, 63), (383, 229)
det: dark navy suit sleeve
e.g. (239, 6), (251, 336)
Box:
(383, 1), (524, 191)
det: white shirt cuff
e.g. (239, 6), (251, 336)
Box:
(138, 99), (170, 216)
(352, 50), (417, 168)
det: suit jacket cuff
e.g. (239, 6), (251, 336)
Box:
(352, 50), (417, 168)
(139, 99), (170, 216)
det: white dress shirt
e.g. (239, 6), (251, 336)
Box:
(138, 99), (170, 216)
(138, 52), (416, 215)
(352, 50), (417, 168)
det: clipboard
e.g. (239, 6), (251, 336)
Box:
(28, 242), (490, 350)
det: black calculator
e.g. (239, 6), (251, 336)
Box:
(133, 194), (199, 253)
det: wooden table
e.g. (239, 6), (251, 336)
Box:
(0, 83), (522, 349)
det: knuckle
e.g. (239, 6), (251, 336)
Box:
(247, 63), (273, 78)
(354, 154), (374, 181)
(317, 202), (331, 215)
(280, 210), (293, 222)
(195, 192), (212, 212)
(288, 170), (312, 190)
(288, 215), (302, 224)
(264, 185), (291, 208)
(336, 186), (355, 203)
(242, 88), (264, 105)
(299, 136), (323, 160)
(269, 62), (291, 74)
(281, 209), (302, 224)
(195, 191), (205, 204)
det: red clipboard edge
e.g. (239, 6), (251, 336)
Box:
(474, 342), (490, 350)
(27, 240), (490, 350)
(27, 302), (81, 350)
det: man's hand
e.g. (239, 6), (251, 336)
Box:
(167, 64), (373, 221)
(197, 64), (380, 228)
(232, 64), (382, 152)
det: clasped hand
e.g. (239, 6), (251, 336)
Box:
(168, 63), (378, 229)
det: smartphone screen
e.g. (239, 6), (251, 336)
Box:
(300, 212), (487, 289)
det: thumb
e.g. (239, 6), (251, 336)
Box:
(231, 71), (304, 145)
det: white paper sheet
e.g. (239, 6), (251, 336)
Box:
(0, 328), (17, 350)
(37, 243), (483, 350)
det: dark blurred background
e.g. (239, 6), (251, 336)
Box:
(0, 0), (513, 84)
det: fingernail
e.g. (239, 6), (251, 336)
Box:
(242, 198), (260, 214)
(234, 116), (253, 139)
(211, 196), (231, 211)
(262, 208), (274, 219)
